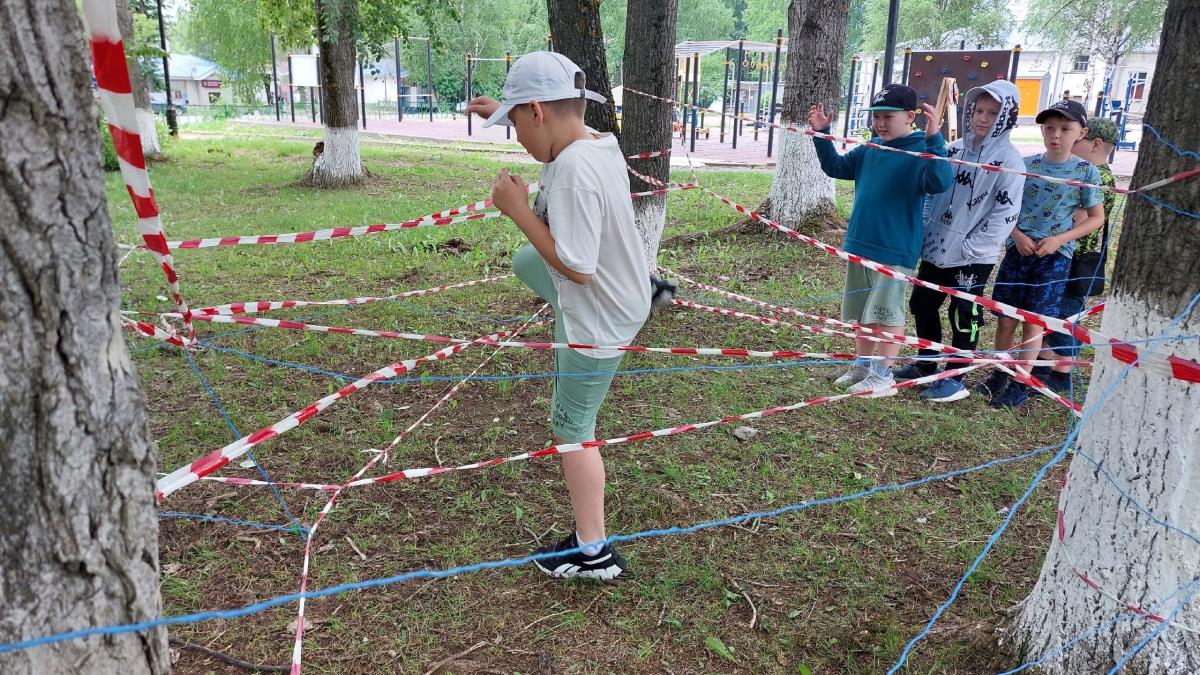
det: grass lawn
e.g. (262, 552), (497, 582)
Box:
(111, 125), (1087, 674)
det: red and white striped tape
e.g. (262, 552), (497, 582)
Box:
(81, 0), (194, 346)
(666, 282), (1082, 413)
(159, 182), (696, 251)
(673, 299), (1085, 369)
(167, 210), (505, 250)
(622, 88), (1200, 196)
(189, 274), (513, 317)
(625, 148), (672, 159)
(201, 365), (983, 494)
(286, 306), (547, 673)
(153, 321), (549, 500)
(156, 311), (869, 360)
(699, 188), (1200, 385)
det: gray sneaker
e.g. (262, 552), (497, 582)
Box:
(848, 370), (898, 398)
(833, 364), (870, 388)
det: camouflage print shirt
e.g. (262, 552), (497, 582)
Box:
(1077, 164), (1116, 255)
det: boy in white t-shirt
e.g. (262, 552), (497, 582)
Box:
(467, 52), (650, 580)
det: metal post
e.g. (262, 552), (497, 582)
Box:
(505, 51), (513, 139)
(882, 0), (900, 85)
(316, 56), (324, 124)
(767, 28), (783, 157)
(270, 34), (280, 121)
(901, 48), (911, 84)
(842, 56), (859, 149)
(733, 39), (745, 150)
(754, 53), (765, 141)
(690, 52), (700, 152)
(686, 54), (696, 142)
(465, 54), (473, 136)
(155, 0), (177, 135)
(426, 39), (434, 122)
(547, 35), (554, 52)
(719, 48), (731, 143)
(1009, 45), (1022, 81)
(868, 58), (879, 103)
(310, 86), (317, 122)
(287, 55), (296, 122)
(395, 37), (403, 122)
(359, 59), (366, 129)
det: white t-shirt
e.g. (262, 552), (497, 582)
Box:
(531, 133), (650, 359)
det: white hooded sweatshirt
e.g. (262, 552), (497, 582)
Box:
(920, 79), (1025, 268)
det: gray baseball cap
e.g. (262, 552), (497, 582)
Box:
(483, 51), (607, 128)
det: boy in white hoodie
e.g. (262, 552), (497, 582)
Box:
(892, 80), (1025, 402)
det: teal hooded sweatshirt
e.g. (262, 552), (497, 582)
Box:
(812, 127), (953, 268)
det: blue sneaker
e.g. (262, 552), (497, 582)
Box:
(988, 382), (1029, 409)
(974, 371), (1010, 399)
(893, 363), (934, 381)
(920, 377), (969, 403)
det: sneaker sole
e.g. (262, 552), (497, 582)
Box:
(534, 559), (624, 581)
(854, 387), (898, 398)
(925, 388), (970, 403)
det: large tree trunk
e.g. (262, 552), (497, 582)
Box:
(1013, 0), (1200, 670)
(546, 0), (619, 134)
(761, 0), (849, 233)
(305, 0), (365, 187)
(0, 1), (167, 672)
(618, 0), (677, 271)
(116, 0), (161, 158)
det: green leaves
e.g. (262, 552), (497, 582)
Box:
(704, 635), (736, 661)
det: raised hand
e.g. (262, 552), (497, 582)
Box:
(920, 103), (942, 137)
(807, 103), (833, 130)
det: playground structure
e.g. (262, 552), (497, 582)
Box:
(1094, 70), (1148, 151)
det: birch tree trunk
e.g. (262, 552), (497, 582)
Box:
(0, 1), (167, 672)
(761, 0), (849, 233)
(116, 0), (161, 158)
(1013, 1), (1200, 670)
(618, 0), (677, 271)
(546, 0), (619, 134)
(305, 0), (365, 188)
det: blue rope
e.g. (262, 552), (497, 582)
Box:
(1137, 192), (1200, 221)
(887, 290), (1200, 673)
(1107, 581), (1200, 674)
(0, 444), (1054, 655)
(159, 512), (302, 535)
(998, 575), (1200, 674)
(182, 350), (307, 540)
(1142, 124), (1200, 161)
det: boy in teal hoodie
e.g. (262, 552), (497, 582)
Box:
(809, 84), (954, 396)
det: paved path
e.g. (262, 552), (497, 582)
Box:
(236, 114), (1142, 177)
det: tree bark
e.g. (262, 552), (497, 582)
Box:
(0, 1), (167, 673)
(116, 0), (161, 158)
(1013, 0), (1200, 670)
(305, 0), (365, 187)
(618, 0), (678, 271)
(546, 0), (619, 134)
(761, 0), (849, 233)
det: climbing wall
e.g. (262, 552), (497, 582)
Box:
(907, 50), (1014, 136)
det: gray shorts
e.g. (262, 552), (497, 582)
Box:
(841, 262), (913, 326)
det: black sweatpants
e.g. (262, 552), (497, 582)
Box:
(908, 260), (994, 375)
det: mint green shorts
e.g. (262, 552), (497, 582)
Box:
(513, 244), (624, 443)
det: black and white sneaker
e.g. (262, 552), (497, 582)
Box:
(650, 274), (677, 310)
(532, 534), (627, 580)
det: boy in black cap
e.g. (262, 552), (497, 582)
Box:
(975, 99), (1104, 408)
(1036, 117), (1120, 392)
(808, 84), (953, 396)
